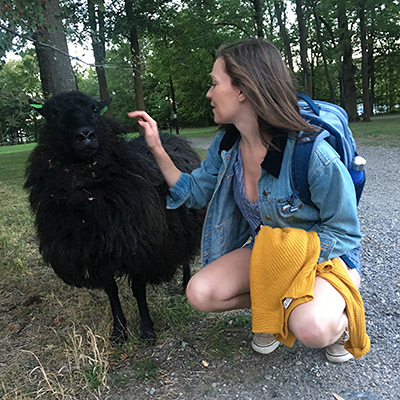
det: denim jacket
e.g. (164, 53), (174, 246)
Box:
(167, 129), (361, 267)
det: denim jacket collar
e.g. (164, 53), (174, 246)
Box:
(218, 126), (288, 178)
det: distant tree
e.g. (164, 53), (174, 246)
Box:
(274, 0), (294, 73)
(295, 0), (313, 96)
(88, 0), (110, 106)
(309, 0), (337, 103)
(359, 0), (370, 121)
(0, 51), (41, 144)
(337, 0), (358, 121)
(251, 0), (264, 38)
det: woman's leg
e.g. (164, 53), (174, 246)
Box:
(288, 260), (361, 348)
(186, 247), (252, 312)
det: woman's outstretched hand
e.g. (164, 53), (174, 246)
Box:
(127, 110), (162, 151)
(127, 110), (182, 187)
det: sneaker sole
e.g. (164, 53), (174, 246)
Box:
(325, 350), (354, 363)
(251, 339), (280, 355)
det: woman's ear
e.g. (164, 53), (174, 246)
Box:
(238, 90), (246, 102)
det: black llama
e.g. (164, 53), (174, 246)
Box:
(25, 91), (204, 344)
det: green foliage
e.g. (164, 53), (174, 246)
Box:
(0, 50), (41, 144)
(1, 0), (400, 138)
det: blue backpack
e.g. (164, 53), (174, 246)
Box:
(292, 94), (366, 206)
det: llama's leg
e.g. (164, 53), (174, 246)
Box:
(104, 278), (127, 344)
(131, 277), (155, 343)
(182, 263), (191, 290)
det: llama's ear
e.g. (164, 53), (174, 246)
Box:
(29, 99), (44, 115)
(98, 97), (112, 116)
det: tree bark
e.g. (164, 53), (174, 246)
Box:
(33, 0), (77, 98)
(125, 0), (145, 116)
(88, 0), (111, 109)
(251, 0), (264, 38)
(274, 0), (294, 73)
(368, 4), (376, 115)
(359, 0), (371, 121)
(310, 0), (336, 103)
(295, 0), (313, 96)
(337, 0), (359, 121)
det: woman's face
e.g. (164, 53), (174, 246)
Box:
(206, 57), (243, 125)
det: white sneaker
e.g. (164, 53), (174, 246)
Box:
(251, 333), (280, 354)
(325, 328), (354, 363)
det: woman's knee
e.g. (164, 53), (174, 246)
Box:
(290, 311), (346, 348)
(186, 274), (215, 312)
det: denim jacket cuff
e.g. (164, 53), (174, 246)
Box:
(167, 172), (190, 209)
(318, 235), (336, 262)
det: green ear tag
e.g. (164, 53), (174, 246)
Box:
(30, 104), (43, 109)
(100, 106), (108, 116)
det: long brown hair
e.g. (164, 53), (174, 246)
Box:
(216, 38), (318, 145)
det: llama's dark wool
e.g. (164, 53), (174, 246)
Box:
(25, 91), (204, 343)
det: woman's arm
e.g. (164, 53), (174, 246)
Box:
(128, 111), (182, 187)
(308, 141), (361, 261)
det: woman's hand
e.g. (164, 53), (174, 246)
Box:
(127, 110), (162, 151)
(127, 110), (182, 187)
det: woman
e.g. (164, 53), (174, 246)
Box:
(128, 38), (363, 363)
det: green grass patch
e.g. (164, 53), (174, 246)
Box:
(350, 115), (400, 147)
(178, 126), (218, 138)
(0, 150), (31, 187)
(0, 142), (36, 154)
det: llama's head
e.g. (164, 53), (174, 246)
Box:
(30, 91), (113, 161)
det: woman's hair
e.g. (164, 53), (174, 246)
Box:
(215, 38), (318, 144)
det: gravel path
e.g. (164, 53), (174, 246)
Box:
(114, 143), (400, 400)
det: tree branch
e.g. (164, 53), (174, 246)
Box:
(0, 22), (140, 72)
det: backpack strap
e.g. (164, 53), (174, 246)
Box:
(297, 93), (320, 116)
(291, 130), (330, 205)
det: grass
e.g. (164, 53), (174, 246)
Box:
(350, 114), (400, 147)
(0, 116), (398, 398)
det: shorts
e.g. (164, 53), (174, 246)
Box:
(341, 245), (362, 276)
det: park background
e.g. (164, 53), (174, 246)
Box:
(0, 1), (399, 399)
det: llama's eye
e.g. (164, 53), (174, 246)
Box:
(93, 107), (98, 113)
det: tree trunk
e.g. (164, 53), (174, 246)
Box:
(310, 0), (336, 103)
(33, 0), (77, 98)
(125, 0), (145, 120)
(337, 0), (359, 122)
(359, 0), (371, 122)
(368, 4), (376, 115)
(88, 0), (111, 110)
(251, 0), (264, 38)
(295, 0), (312, 96)
(274, 0), (294, 73)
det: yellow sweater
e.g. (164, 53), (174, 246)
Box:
(250, 226), (370, 359)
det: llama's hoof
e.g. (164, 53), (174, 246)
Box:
(110, 329), (128, 346)
(141, 329), (156, 346)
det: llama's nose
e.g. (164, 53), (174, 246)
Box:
(75, 127), (96, 143)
